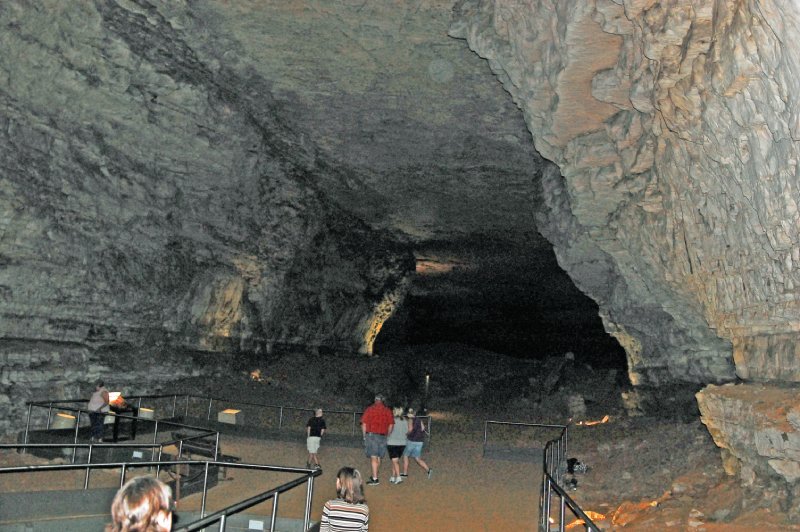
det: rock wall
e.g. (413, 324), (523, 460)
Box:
(453, 0), (800, 486)
(698, 384), (800, 487)
(0, 2), (413, 434)
(452, 0), (800, 386)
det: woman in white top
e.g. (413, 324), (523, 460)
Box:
(386, 407), (408, 484)
(87, 380), (110, 442)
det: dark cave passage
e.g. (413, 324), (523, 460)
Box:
(373, 234), (627, 370)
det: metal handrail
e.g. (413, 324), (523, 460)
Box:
(539, 426), (600, 531)
(28, 393), (434, 440)
(0, 454), (322, 531)
(22, 402), (221, 463)
(175, 462), (322, 531)
(0, 433), (217, 488)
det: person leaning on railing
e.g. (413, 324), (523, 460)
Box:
(88, 380), (110, 443)
(106, 476), (175, 532)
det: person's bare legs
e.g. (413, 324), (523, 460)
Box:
(391, 457), (402, 482)
(402, 455), (410, 475)
(370, 456), (381, 480)
(415, 457), (431, 475)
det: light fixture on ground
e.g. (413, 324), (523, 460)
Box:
(218, 408), (243, 425)
(52, 412), (76, 429)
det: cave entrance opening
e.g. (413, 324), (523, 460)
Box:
(372, 234), (627, 373)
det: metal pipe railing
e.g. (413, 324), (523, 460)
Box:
(26, 394), (388, 438)
(538, 425), (599, 531)
(173, 463), (323, 532)
(3, 420), (219, 471)
(0, 452), (322, 531)
(27, 393), (433, 444)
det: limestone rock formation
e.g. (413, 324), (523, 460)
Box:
(452, 0), (800, 486)
(698, 383), (800, 486)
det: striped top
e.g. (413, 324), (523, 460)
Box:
(319, 499), (369, 531)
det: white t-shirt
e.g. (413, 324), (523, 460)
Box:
(87, 387), (110, 413)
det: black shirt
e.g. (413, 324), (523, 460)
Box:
(307, 416), (327, 437)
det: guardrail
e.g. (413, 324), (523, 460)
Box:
(29, 393), (433, 442)
(175, 462), (320, 532)
(1, 436), (218, 489)
(0, 452), (322, 531)
(540, 425), (600, 531)
(22, 402), (220, 463)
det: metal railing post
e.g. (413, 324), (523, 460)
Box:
(46, 403), (53, 430)
(84, 445), (93, 489)
(200, 461), (210, 517)
(185, 394), (190, 417)
(219, 513), (227, 532)
(120, 463), (128, 487)
(172, 395), (177, 417)
(304, 473), (314, 530)
(482, 421), (488, 457)
(156, 444), (164, 476)
(270, 492), (280, 532)
(23, 404), (33, 452)
(278, 407), (284, 429)
(72, 411), (82, 463)
(153, 420), (160, 451)
(544, 477), (552, 529)
(207, 397), (213, 420)
(559, 494), (566, 532)
(541, 456), (548, 531)
(214, 431), (220, 461)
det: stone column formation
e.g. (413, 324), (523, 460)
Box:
(453, 0), (800, 484)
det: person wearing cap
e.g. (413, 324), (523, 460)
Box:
(360, 393), (394, 486)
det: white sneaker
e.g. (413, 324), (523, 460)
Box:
(395, 475), (404, 484)
(389, 476), (397, 484)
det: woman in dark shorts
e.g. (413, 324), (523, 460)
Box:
(386, 406), (407, 484)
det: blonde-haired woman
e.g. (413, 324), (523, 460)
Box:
(106, 476), (174, 532)
(320, 467), (369, 531)
(386, 406), (408, 484)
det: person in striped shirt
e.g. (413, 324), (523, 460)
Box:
(319, 467), (369, 531)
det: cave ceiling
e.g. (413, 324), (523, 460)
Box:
(0, 0), (565, 357)
(174, 0), (546, 246)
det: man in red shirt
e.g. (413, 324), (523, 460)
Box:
(360, 393), (394, 485)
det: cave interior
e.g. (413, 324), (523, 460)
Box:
(3, 0), (800, 522)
